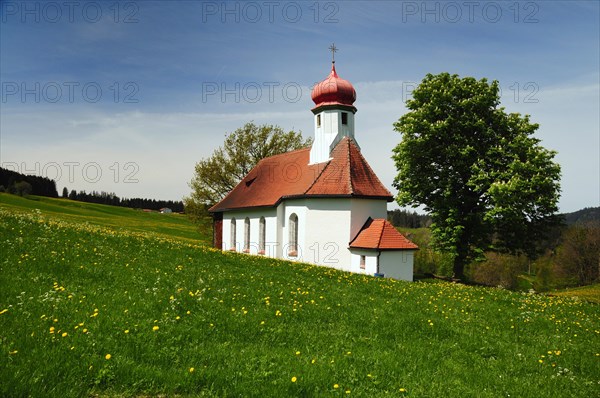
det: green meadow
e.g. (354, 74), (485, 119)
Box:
(0, 194), (209, 244)
(1, 195), (599, 397)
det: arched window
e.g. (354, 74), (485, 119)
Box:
(244, 217), (250, 253)
(230, 218), (236, 251)
(288, 213), (298, 256)
(259, 217), (266, 254)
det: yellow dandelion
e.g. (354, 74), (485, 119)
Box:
(334, 384), (339, 389)
(124, 329), (129, 334)
(296, 351), (301, 355)
(82, 328), (88, 333)
(291, 376), (297, 383)
(400, 388), (407, 393)
(153, 326), (159, 331)
(62, 332), (68, 337)
(189, 367), (195, 373)
(105, 354), (111, 360)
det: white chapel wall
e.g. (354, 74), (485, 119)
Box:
(304, 198), (352, 270)
(379, 250), (415, 281)
(222, 209), (277, 256)
(349, 199), (387, 241)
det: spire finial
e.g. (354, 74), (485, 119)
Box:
(328, 43), (338, 63)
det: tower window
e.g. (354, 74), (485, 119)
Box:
(341, 112), (348, 125)
(317, 114), (321, 127)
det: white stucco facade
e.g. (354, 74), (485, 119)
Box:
(218, 197), (417, 280)
(310, 108), (355, 164)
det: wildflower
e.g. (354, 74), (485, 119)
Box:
(400, 388), (407, 393)
(105, 354), (111, 360)
(82, 328), (88, 333)
(153, 326), (159, 331)
(49, 326), (55, 334)
(296, 351), (301, 355)
(291, 376), (297, 383)
(189, 367), (195, 373)
(62, 332), (68, 337)
(124, 330), (129, 334)
(334, 384), (339, 389)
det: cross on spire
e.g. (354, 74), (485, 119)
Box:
(329, 43), (338, 63)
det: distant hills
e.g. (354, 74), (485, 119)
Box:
(563, 207), (600, 225)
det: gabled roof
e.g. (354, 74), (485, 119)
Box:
(350, 218), (419, 251)
(209, 137), (393, 213)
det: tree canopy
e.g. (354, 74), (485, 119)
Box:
(185, 122), (311, 219)
(392, 73), (561, 280)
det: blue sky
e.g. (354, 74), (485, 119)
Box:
(1, 0), (598, 212)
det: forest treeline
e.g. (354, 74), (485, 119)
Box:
(60, 188), (184, 212)
(0, 167), (58, 197)
(0, 167), (183, 212)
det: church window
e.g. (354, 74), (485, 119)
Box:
(317, 114), (321, 127)
(288, 213), (298, 256)
(360, 255), (366, 270)
(259, 217), (266, 254)
(341, 112), (348, 125)
(230, 218), (236, 251)
(244, 217), (250, 253)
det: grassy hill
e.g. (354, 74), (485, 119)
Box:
(0, 193), (210, 244)
(1, 196), (599, 397)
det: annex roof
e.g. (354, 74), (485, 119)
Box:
(209, 137), (393, 213)
(349, 218), (419, 251)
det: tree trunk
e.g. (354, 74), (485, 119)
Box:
(452, 257), (465, 281)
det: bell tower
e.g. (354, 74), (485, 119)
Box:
(309, 44), (358, 164)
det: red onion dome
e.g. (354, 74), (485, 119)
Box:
(311, 63), (356, 110)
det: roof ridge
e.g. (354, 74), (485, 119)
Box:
(377, 219), (385, 248)
(348, 140), (393, 198)
(304, 159), (331, 194)
(346, 137), (354, 194)
(259, 146), (310, 162)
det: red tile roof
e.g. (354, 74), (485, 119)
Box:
(209, 137), (392, 212)
(350, 218), (419, 250)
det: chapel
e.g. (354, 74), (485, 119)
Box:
(209, 54), (418, 280)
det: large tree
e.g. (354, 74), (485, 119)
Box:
(185, 122), (311, 220)
(392, 73), (561, 280)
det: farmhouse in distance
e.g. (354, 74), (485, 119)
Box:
(209, 58), (418, 280)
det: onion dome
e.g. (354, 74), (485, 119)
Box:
(311, 63), (357, 112)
